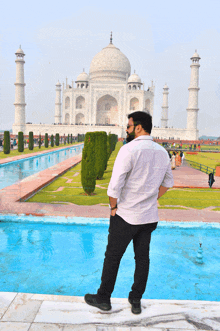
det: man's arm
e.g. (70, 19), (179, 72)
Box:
(158, 185), (169, 199)
(109, 196), (117, 208)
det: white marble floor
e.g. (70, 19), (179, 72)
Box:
(0, 292), (220, 330)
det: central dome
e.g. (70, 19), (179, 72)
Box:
(89, 43), (131, 82)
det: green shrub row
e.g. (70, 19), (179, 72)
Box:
(81, 131), (118, 195)
(78, 134), (85, 142)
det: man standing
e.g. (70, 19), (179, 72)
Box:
(85, 111), (174, 314)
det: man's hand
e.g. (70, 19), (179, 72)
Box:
(110, 208), (117, 217)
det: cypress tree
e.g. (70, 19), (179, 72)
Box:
(64, 136), (66, 145)
(29, 132), (33, 150)
(55, 133), (59, 146)
(45, 133), (48, 148)
(71, 134), (73, 143)
(51, 134), (54, 147)
(95, 131), (107, 179)
(38, 134), (41, 148)
(81, 132), (96, 195)
(18, 132), (24, 152)
(3, 131), (10, 154)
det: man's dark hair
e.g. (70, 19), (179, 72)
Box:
(128, 111), (152, 134)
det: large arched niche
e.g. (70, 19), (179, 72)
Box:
(75, 113), (85, 124)
(76, 96), (85, 109)
(65, 113), (70, 124)
(96, 94), (118, 125)
(145, 99), (150, 113)
(130, 97), (139, 110)
(65, 97), (70, 109)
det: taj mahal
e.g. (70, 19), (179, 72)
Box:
(12, 34), (201, 140)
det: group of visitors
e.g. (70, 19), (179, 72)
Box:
(168, 151), (184, 170)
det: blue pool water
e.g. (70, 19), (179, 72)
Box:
(0, 144), (84, 190)
(0, 216), (219, 301)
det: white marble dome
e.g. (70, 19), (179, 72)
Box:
(15, 46), (25, 55)
(89, 43), (131, 81)
(76, 71), (89, 82)
(191, 50), (200, 59)
(128, 73), (141, 83)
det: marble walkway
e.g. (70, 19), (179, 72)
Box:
(1, 292), (220, 331)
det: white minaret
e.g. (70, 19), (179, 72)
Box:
(186, 50), (200, 139)
(13, 46), (26, 133)
(161, 84), (169, 128)
(55, 81), (62, 124)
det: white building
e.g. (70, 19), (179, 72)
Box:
(12, 36), (200, 140)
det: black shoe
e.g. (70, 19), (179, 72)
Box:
(128, 297), (141, 314)
(84, 294), (111, 311)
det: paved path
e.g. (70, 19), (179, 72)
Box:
(0, 292), (220, 331)
(172, 160), (220, 189)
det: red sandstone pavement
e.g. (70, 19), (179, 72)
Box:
(0, 149), (219, 222)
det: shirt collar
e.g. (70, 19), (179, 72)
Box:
(133, 135), (153, 141)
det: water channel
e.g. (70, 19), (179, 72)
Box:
(0, 144), (84, 190)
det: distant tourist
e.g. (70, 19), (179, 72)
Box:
(176, 152), (181, 167)
(171, 152), (176, 169)
(123, 138), (126, 145)
(84, 111), (174, 314)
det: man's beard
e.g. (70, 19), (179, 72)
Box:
(126, 130), (135, 143)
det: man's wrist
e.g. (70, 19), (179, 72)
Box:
(109, 204), (117, 210)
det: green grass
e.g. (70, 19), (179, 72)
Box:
(185, 152), (220, 169)
(158, 188), (220, 209)
(27, 142), (220, 209)
(213, 208), (220, 211)
(0, 142), (80, 159)
(27, 142), (123, 205)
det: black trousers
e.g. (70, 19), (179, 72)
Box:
(97, 214), (157, 302)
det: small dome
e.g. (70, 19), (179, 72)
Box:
(128, 72), (141, 84)
(163, 83), (169, 89)
(191, 50), (200, 59)
(56, 80), (61, 86)
(15, 46), (25, 55)
(76, 71), (89, 82)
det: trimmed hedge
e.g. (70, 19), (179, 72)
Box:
(77, 133), (85, 142)
(55, 133), (59, 146)
(45, 133), (48, 148)
(81, 132), (96, 195)
(38, 134), (41, 148)
(29, 132), (34, 150)
(95, 131), (107, 179)
(18, 131), (24, 152)
(51, 134), (54, 147)
(3, 131), (10, 154)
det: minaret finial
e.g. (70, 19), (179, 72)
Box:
(19, 45), (21, 49)
(83, 68), (85, 72)
(110, 31), (112, 44)
(134, 70), (136, 74)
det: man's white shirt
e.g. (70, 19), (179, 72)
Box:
(107, 135), (174, 225)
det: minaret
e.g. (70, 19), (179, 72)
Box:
(55, 81), (62, 124)
(13, 46), (26, 132)
(186, 50), (201, 139)
(161, 84), (169, 128)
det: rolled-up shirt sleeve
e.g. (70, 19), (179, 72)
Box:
(107, 146), (132, 198)
(161, 161), (174, 188)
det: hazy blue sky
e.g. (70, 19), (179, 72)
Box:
(1, 0), (220, 136)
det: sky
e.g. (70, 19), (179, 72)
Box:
(0, 0), (220, 136)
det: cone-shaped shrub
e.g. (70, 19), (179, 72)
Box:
(81, 132), (96, 195)
(64, 136), (66, 145)
(95, 131), (107, 179)
(71, 134), (73, 143)
(29, 132), (33, 150)
(38, 134), (41, 148)
(67, 134), (69, 144)
(3, 131), (10, 154)
(51, 134), (54, 147)
(55, 133), (59, 146)
(45, 133), (48, 148)
(18, 132), (24, 152)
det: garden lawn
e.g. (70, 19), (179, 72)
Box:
(27, 141), (123, 205)
(0, 142), (80, 159)
(185, 152), (220, 169)
(158, 188), (220, 209)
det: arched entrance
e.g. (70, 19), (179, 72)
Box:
(65, 113), (70, 124)
(75, 113), (85, 124)
(96, 95), (118, 125)
(130, 97), (139, 110)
